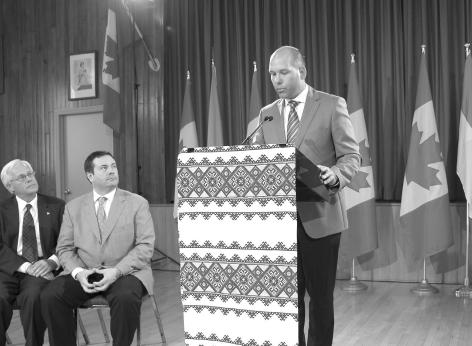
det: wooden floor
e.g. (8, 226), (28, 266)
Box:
(7, 261), (472, 345)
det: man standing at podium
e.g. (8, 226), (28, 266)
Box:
(252, 46), (360, 345)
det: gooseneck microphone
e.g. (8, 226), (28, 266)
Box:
(241, 115), (273, 145)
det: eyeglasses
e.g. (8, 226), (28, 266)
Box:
(13, 171), (36, 183)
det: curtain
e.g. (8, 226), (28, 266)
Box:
(164, 0), (472, 202)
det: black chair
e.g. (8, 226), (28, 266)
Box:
(74, 294), (166, 345)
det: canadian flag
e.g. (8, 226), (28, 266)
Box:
(399, 47), (453, 263)
(341, 55), (378, 258)
(102, 4), (123, 133)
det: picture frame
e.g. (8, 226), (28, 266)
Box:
(68, 51), (98, 100)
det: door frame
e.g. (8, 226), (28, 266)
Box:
(53, 105), (104, 199)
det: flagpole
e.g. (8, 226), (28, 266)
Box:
(455, 202), (472, 297)
(130, 1), (141, 195)
(407, 44), (439, 296)
(342, 53), (369, 293)
(120, 0), (160, 71)
(455, 43), (472, 298)
(410, 258), (439, 295)
(342, 258), (368, 292)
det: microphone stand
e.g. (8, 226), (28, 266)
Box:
(242, 116), (273, 145)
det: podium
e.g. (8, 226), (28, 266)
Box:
(176, 145), (298, 346)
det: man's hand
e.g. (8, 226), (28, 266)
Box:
(318, 165), (340, 189)
(42, 272), (55, 281)
(76, 269), (100, 293)
(93, 268), (121, 292)
(27, 259), (57, 278)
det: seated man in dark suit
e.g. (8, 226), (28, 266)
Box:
(0, 159), (65, 346)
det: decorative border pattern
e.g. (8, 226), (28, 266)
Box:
(178, 195), (296, 208)
(185, 332), (290, 346)
(179, 211), (297, 221)
(178, 146), (298, 345)
(181, 291), (297, 307)
(179, 240), (297, 252)
(183, 305), (297, 321)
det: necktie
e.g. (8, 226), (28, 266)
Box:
(22, 204), (38, 262)
(97, 196), (107, 242)
(286, 100), (300, 144)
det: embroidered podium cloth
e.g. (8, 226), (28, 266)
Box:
(177, 145), (298, 346)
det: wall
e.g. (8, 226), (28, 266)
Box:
(0, 0), (166, 203)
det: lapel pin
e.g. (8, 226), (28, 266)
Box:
(46, 212), (50, 215)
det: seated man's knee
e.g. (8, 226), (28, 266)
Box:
(39, 284), (57, 306)
(111, 289), (141, 307)
(16, 284), (44, 308)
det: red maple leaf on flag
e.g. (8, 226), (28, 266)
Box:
(405, 123), (442, 189)
(347, 140), (371, 192)
(103, 35), (119, 79)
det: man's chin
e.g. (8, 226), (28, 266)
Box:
(277, 92), (286, 98)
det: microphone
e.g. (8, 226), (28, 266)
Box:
(241, 115), (273, 145)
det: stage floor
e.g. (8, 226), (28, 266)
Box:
(6, 262), (472, 345)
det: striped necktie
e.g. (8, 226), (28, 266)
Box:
(96, 196), (107, 242)
(286, 100), (300, 144)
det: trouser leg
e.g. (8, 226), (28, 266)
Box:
(104, 275), (144, 346)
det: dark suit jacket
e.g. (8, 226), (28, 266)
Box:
(253, 86), (361, 239)
(57, 189), (155, 294)
(0, 194), (66, 275)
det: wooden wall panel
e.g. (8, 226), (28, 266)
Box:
(0, 0), (165, 203)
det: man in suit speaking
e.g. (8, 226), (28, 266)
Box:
(41, 151), (155, 346)
(252, 46), (360, 345)
(0, 159), (65, 346)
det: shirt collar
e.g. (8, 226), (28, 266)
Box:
(93, 188), (117, 204)
(16, 194), (38, 212)
(284, 84), (309, 105)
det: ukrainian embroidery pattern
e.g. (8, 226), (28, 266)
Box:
(177, 145), (298, 346)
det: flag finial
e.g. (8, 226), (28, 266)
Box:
(421, 44), (426, 54)
(253, 61), (257, 72)
(186, 70), (191, 80)
(351, 53), (355, 64)
(465, 43), (470, 57)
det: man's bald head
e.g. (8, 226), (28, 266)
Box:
(270, 46), (306, 70)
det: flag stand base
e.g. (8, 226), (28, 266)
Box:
(410, 279), (439, 295)
(342, 276), (367, 292)
(455, 286), (472, 298)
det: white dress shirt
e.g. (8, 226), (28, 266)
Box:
(93, 189), (116, 217)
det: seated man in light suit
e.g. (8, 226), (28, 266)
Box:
(41, 151), (155, 346)
(0, 159), (65, 346)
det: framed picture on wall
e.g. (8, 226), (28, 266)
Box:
(69, 51), (97, 100)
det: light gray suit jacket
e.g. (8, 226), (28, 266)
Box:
(57, 189), (155, 294)
(253, 86), (361, 239)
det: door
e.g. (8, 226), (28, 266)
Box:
(54, 106), (113, 202)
